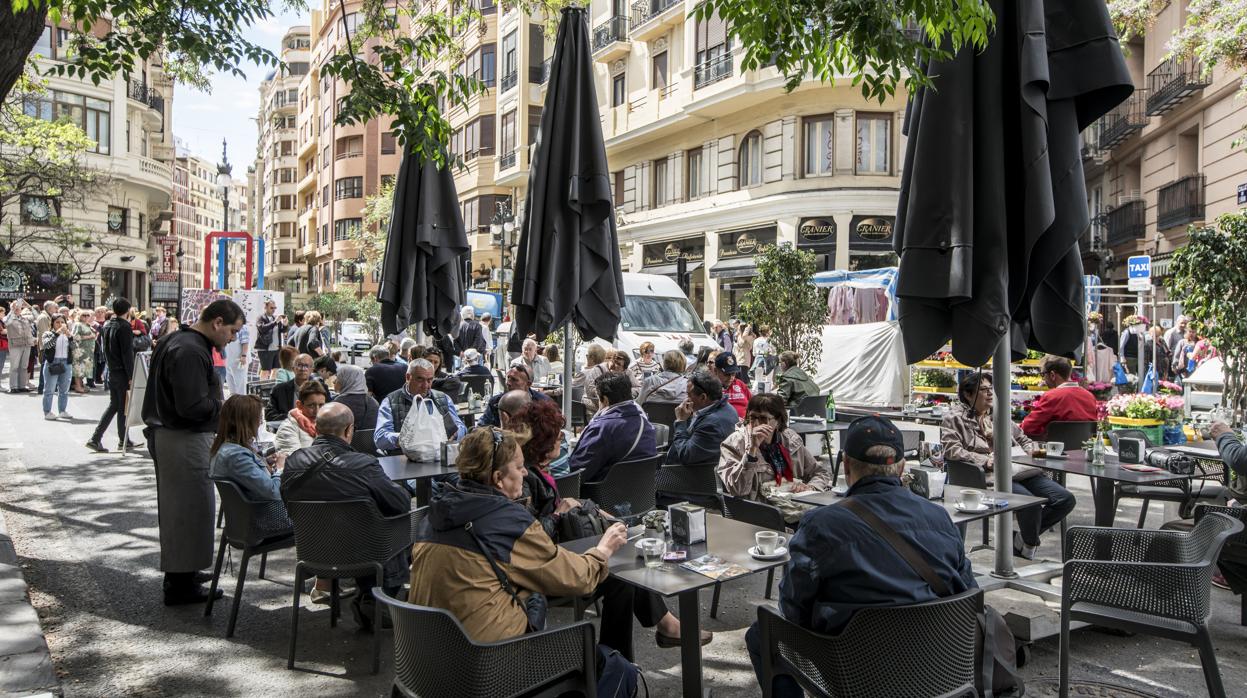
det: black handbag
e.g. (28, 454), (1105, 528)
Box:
(557, 499), (610, 542)
(464, 521), (548, 632)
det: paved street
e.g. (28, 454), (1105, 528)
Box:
(1, 387), (1245, 696)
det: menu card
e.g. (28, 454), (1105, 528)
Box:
(680, 554), (749, 581)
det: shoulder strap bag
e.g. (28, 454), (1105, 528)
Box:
(463, 521), (547, 632)
(839, 497), (1021, 698)
(639, 373), (682, 405)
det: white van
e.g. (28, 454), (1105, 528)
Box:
(580, 272), (719, 364)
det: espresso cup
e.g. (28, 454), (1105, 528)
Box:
(959, 489), (983, 509)
(1045, 441), (1065, 456)
(756, 531), (786, 555)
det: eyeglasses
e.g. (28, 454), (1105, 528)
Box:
(489, 428), (503, 471)
(295, 363), (313, 369)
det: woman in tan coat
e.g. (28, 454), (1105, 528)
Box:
(718, 393), (831, 501)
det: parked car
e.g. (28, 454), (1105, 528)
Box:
(338, 321), (375, 356)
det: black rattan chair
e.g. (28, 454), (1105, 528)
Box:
(757, 590), (982, 698)
(641, 401), (679, 428)
(554, 470), (582, 499)
(1108, 429), (1227, 527)
(570, 401), (588, 434)
(205, 480), (294, 638)
(1161, 504), (1247, 626)
(791, 395), (826, 419)
(285, 499), (417, 674)
(1059, 512), (1244, 698)
(654, 462), (721, 511)
(715, 495), (786, 617)
(580, 456), (659, 521)
(461, 373), (492, 398)
(1044, 420), (1097, 452)
(375, 589), (597, 698)
(351, 428), (378, 455)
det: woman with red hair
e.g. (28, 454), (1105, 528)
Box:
(517, 399), (578, 539)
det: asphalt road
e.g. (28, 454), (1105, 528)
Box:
(0, 388), (1245, 696)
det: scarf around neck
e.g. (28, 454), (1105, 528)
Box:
(290, 408), (318, 438)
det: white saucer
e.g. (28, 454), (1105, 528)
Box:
(954, 502), (990, 513)
(748, 546), (788, 561)
(831, 485), (849, 496)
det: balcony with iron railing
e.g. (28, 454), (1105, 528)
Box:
(1157, 174), (1205, 230)
(499, 149), (517, 170)
(1146, 56), (1211, 116)
(630, 0), (682, 41)
(592, 16), (630, 61)
(1079, 212), (1108, 256)
(127, 82), (165, 113)
(500, 70), (518, 92)
(1105, 199), (1146, 248)
(694, 52), (733, 89)
(1098, 90), (1149, 150)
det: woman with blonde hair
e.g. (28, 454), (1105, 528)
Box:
(70, 308), (97, 394)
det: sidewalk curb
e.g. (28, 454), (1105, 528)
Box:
(0, 510), (59, 697)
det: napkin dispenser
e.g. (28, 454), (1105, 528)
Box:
(909, 466), (946, 500)
(1118, 437), (1145, 464)
(669, 503), (706, 545)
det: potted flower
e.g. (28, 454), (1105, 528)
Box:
(1106, 393), (1168, 444)
(1086, 381), (1113, 400)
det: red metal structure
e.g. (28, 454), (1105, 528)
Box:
(203, 231), (255, 289)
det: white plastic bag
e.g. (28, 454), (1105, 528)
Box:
(400, 396), (447, 462)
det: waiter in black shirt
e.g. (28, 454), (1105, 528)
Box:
(142, 299), (244, 605)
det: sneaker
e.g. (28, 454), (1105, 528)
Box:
(85, 440), (108, 453)
(58, 412), (72, 420)
(124, 440), (145, 450)
(1013, 531), (1037, 560)
(44, 413), (56, 420)
(1213, 572), (1231, 590)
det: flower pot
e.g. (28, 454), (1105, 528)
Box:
(1107, 416), (1164, 447)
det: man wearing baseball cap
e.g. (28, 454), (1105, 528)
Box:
(711, 351), (752, 419)
(745, 415), (977, 697)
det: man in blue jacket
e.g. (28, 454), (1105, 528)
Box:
(746, 415), (977, 697)
(570, 373), (657, 482)
(665, 371), (738, 465)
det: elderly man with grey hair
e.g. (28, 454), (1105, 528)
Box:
(455, 305), (487, 358)
(373, 357), (466, 452)
(511, 337), (552, 384)
(366, 343), (407, 400)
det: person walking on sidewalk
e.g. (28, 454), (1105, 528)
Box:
(142, 298), (244, 605)
(6, 300), (35, 393)
(40, 315), (74, 419)
(87, 298), (141, 453)
(0, 304), (9, 390)
(35, 300), (56, 394)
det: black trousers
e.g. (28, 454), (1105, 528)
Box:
(91, 374), (128, 445)
(594, 577), (668, 662)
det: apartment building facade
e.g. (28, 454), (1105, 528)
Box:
(3, 25), (175, 311)
(1080, 0), (1247, 321)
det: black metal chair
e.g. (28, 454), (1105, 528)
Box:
(554, 470), (582, 499)
(1161, 504), (1247, 627)
(900, 429), (923, 458)
(1108, 429), (1227, 527)
(205, 480), (295, 638)
(1044, 420), (1097, 452)
(461, 373), (492, 398)
(757, 590), (983, 698)
(284, 500), (418, 674)
(641, 401), (679, 428)
(569, 401), (588, 434)
(715, 495), (786, 618)
(350, 428), (378, 454)
(580, 456), (659, 521)
(374, 589), (597, 698)
(1059, 512), (1244, 698)
(791, 394), (826, 419)
(654, 462), (721, 511)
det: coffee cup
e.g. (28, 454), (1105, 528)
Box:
(755, 530), (786, 555)
(959, 489), (983, 509)
(1045, 441), (1064, 456)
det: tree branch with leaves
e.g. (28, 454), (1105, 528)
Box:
(738, 245), (826, 372)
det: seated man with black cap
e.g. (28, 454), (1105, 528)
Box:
(745, 415), (978, 698)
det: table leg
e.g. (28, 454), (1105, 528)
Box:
(1092, 476), (1116, 527)
(678, 589), (705, 698)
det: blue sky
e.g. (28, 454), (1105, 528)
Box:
(171, 7), (308, 170)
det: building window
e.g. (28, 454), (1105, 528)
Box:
(501, 110), (517, 158)
(612, 74), (626, 107)
(652, 51), (668, 92)
(322, 184), (330, 206)
(321, 147), (331, 168)
(613, 170), (624, 206)
(803, 115), (834, 176)
(381, 131), (396, 155)
(463, 197), (478, 232)
(527, 106), (543, 146)
(23, 90), (110, 154)
(856, 113), (891, 175)
(527, 24), (545, 83)
(334, 218), (361, 240)
(335, 176), (363, 200)
(31, 26), (52, 59)
(687, 147), (704, 199)
(480, 44), (497, 86)
(502, 30), (518, 83)
(107, 206), (128, 235)
(21, 195), (58, 225)
(738, 131), (762, 187)
(653, 158), (669, 207)
(321, 104), (331, 132)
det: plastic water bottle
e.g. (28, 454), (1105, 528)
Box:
(825, 391), (836, 423)
(467, 388), (478, 410)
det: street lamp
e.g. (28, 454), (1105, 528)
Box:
(217, 138), (233, 231)
(355, 252), (367, 298)
(489, 199), (516, 319)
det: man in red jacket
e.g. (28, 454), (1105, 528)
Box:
(1021, 355), (1098, 439)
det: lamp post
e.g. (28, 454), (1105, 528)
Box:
(216, 139), (233, 287)
(355, 252), (367, 298)
(489, 199), (516, 320)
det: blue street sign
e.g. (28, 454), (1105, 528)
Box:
(1127, 255), (1151, 279)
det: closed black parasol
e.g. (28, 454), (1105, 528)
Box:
(377, 148), (470, 338)
(511, 6), (624, 343)
(893, 0), (1132, 367)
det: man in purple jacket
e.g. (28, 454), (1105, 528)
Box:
(569, 372), (656, 482)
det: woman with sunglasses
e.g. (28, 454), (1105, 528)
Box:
(940, 372), (1075, 560)
(718, 393), (831, 505)
(408, 426), (629, 647)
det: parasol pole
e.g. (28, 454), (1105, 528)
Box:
(991, 331), (1017, 579)
(562, 321), (574, 417)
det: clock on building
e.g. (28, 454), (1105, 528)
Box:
(22, 197), (51, 223)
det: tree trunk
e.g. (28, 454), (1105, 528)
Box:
(0, 3), (48, 103)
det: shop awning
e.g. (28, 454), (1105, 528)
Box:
(708, 257), (756, 279)
(641, 261), (703, 277)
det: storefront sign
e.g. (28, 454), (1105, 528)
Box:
(797, 217), (837, 249)
(717, 226), (777, 260)
(158, 236), (178, 273)
(849, 215), (895, 249)
(642, 238), (704, 267)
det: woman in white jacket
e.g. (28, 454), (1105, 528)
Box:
(275, 381), (327, 455)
